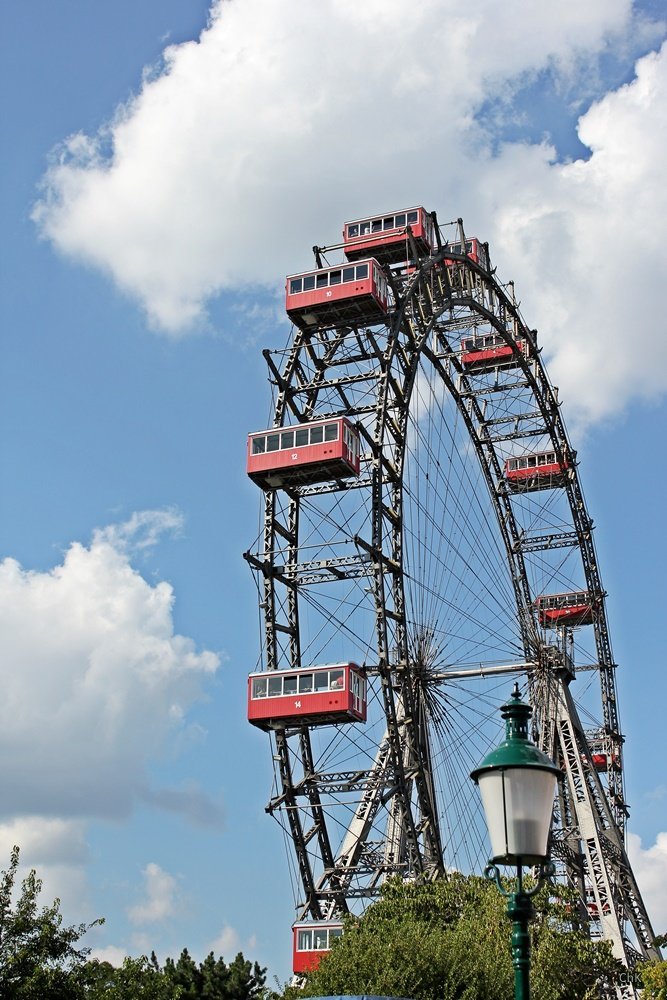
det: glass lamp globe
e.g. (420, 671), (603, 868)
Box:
(470, 684), (561, 865)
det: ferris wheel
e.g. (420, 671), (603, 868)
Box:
(244, 207), (660, 986)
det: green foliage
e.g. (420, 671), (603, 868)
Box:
(85, 949), (267, 1000)
(639, 959), (667, 1000)
(287, 873), (625, 1000)
(162, 948), (266, 1000)
(0, 845), (102, 999)
(85, 955), (177, 999)
(164, 948), (199, 997)
(0, 846), (267, 1000)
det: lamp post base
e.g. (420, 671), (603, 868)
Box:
(485, 861), (555, 1000)
(507, 887), (534, 1000)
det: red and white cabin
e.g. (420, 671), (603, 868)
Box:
(292, 921), (343, 975)
(246, 417), (360, 490)
(586, 888), (600, 919)
(461, 333), (529, 372)
(590, 752), (621, 772)
(343, 207), (436, 265)
(443, 238), (488, 269)
(536, 591), (594, 629)
(585, 886), (611, 919)
(248, 663), (367, 731)
(505, 450), (569, 493)
(286, 259), (390, 331)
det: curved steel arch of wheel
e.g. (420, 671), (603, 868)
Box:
(245, 219), (660, 981)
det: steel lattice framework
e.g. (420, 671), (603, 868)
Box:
(245, 218), (660, 993)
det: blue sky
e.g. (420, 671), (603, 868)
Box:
(1, 0), (666, 982)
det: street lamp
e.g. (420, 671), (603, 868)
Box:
(470, 683), (561, 1000)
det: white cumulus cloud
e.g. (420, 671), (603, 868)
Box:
(0, 818), (93, 925)
(32, 0), (667, 423)
(128, 861), (179, 925)
(0, 816), (89, 866)
(207, 924), (257, 961)
(88, 945), (129, 967)
(94, 506), (184, 552)
(0, 510), (220, 824)
(627, 831), (667, 934)
(209, 924), (240, 956)
(485, 43), (667, 425)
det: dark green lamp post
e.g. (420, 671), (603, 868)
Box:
(470, 683), (561, 1000)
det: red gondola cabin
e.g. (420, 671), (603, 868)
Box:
(343, 207), (436, 265)
(246, 417), (360, 490)
(590, 752), (621, 772)
(248, 663), (367, 731)
(461, 333), (530, 372)
(536, 591), (594, 628)
(286, 259), (390, 330)
(292, 921), (343, 974)
(505, 450), (569, 492)
(443, 238), (488, 268)
(584, 886), (611, 918)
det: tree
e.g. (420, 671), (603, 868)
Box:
(0, 847), (267, 1000)
(163, 948), (267, 1000)
(0, 845), (102, 999)
(164, 948), (201, 997)
(286, 874), (626, 1000)
(86, 949), (267, 1000)
(639, 958), (667, 1000)
(85, 955), (178, 999)
(224, 952), (267, 1000)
